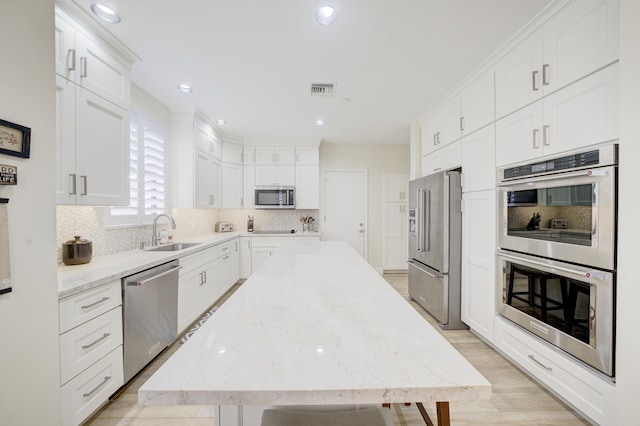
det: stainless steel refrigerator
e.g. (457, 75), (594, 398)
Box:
(408, 171), (467, 330)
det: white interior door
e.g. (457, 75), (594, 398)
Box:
(323, 170), (367, 259)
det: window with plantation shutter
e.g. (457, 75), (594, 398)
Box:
(105, 111), (167, 226)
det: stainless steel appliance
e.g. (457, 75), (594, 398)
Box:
(408, 171), (466, 330)
(254, 186), (295, 209)
(215, 221), (233, 232)
(496, 143), (618, 376)
(122, 260), (180, 383)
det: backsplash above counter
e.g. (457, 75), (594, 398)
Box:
(56, 206), (318, 264)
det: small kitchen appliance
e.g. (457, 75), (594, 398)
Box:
(62, 235), (93, 265)
(215, 222), (233, 232)
(254, 186), (295, 209)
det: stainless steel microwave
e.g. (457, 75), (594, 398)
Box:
(254, 186), (295, 209)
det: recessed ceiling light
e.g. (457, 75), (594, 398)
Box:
(215, 119), (227, 125)
(315, 119), (325, 127)
(315, 5), (337, 26)
(90, 3), (121, 24)
(177, 83), (193, 93)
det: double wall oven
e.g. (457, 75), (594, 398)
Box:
(496, 144), (617, 377)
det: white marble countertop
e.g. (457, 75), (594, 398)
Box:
(57, 230), (321, 299)
(138, 241), (491, 407)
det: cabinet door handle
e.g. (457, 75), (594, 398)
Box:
(80, 57), (88, 78)
(460, 116), (465, 131)
(223, 255), (230, 260)
(437, 132), (441, 145)
(532, 70), (539, 91)
(433, 133), (437, 146)
(69, 174), (77, 195)
(82, 333), (110, 350)
(83, 376), (111, 397)
(542, 64), (550, 86)
(203, 271), (207, 284)
(80, 175), (88, 195)
(528, 355), (553, 371)
(532, 128), (540, 149)
(81, 296), (109, 309)
(67, 49), (76, 71)
(543, 125), (550, 146)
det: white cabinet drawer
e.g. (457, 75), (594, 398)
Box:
(59, 279), (121, 333)
(251, 237), (294, 248)
(60, 346), (124, 426)
(217, 241), (231, 258)
(60, 306), (123, 385)
(179, 246), (216, 275)
(495, 318), (616, 425)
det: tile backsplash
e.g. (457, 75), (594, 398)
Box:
(56, 206), (318, 264)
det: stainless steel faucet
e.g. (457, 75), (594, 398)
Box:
(152, 214), (176, 246)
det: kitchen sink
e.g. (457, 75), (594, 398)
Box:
(146, 242), (200, 252)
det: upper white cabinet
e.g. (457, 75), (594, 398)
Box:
(496, 63), (618, 166)
(295, 166), (319, 209)
(495, 0), (618, 118)
(382, 174), (409, 202)
(55, 8), (133, 206)
(295, 145), (320, 165)
(243, 146), (256, 208)
(222, 141), (243, 164)
(420, 97), (461, 157)
(421, 140), (461, 177)
(460, 70), (495, 136)
(222, 141), (244, 208)
(171, 111), (222, 209)
(255, 146), (295, 165)
(461, 124), (495, 193)
(255, 165), (295, 186)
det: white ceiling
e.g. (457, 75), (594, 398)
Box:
(72, 0), (553, 144)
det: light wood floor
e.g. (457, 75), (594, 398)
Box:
(85, 274), (590, 426)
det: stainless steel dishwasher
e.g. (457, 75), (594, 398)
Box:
(122, 260), (180, 383)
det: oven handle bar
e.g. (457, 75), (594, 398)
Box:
(497, 250), (603, 281)
(498, 167), (610, 186)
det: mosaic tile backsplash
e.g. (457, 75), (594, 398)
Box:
(56, 206), (318, 264)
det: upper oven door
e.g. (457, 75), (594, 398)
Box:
(498, 165), (616, 270)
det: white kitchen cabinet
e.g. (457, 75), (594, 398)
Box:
(177, 246), (218, 333)
(495, 0), (618, 118)
(250, 237), (293, 273)
(460, 70), (495, 136)
(421, 139), (461, 177)
(420, 97), (461, 157)
(382, 203), (408, 271)
(294, 236), (320, 243)
(294, 165), (319, 209)
(255, 165), (295, 186)
(58, 279), (124, 426)
(382, 173), (409, 202)
(240, 237), (252, 279)
(222, 141), (243, 164)
(171, 111), (223, 209)
(55, 9), (131, 107)
(494, 317), (616, 426)
(461, 190), (496, 342)
(461, 124), (495, 193)
(496, 63), (618, 166)
(230, 238), (241, 284)
(255, 146), (295, 165)
(222, 162), (243, 208)
(243, 146), (256, 208)
(295, 145), (320, 165)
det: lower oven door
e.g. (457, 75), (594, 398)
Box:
(496, 249), (614, 376)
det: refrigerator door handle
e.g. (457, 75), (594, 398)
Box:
(424, 189), (430, 253)
(416, 188), (423, 251)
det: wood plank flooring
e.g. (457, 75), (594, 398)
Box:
(85, 274), (589, 425)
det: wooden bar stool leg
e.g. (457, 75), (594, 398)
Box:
(436, 401), (451, 426)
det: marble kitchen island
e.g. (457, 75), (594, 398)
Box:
(139, 241), (491, 425)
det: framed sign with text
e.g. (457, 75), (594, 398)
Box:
(0, 118), (31, 159)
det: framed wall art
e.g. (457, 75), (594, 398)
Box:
(0, 118), (31, 159)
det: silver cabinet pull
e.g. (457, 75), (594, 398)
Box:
(199, 272), (204, 285)
(69, 174), (77, 195)
(80, 175), (88, 195)
(433, 133), (437, 146)
(223, 255), (230, 260)
(542, 64), (550, 85)
(543, 125), (550, 146)
(532, 70), (539, 91)
(82, 333), (110, 349)
(67, 49), (76, 71)
(81, 296), (109, 309)
(83, 376), (111, 397)
(532, 128), (540, 149)
(80, 57), (88, 78)
(460, 116), (465, 131)
(436, 132), (441, 145)
(528, 355), (552, 371)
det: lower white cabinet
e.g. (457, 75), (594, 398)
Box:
(58, 279), (124, 426)
(240, 237), (252, 279)
(461, 189), (496, 342)
(495, 317), (616, 426)
(250, 237), (293, 273)
(230, 238), (241, 284)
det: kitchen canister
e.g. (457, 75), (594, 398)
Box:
(62, 236), (93, 265)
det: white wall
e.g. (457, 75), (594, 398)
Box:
(320, 143), (410, 270)
(615, 0), (640, 422)
(0, 0), (60, 423)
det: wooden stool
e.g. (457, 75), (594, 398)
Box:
(260, 407), (393, 426)
(565, 280), (590, 336)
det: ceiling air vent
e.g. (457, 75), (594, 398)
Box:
(310, 83), (336, 97)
